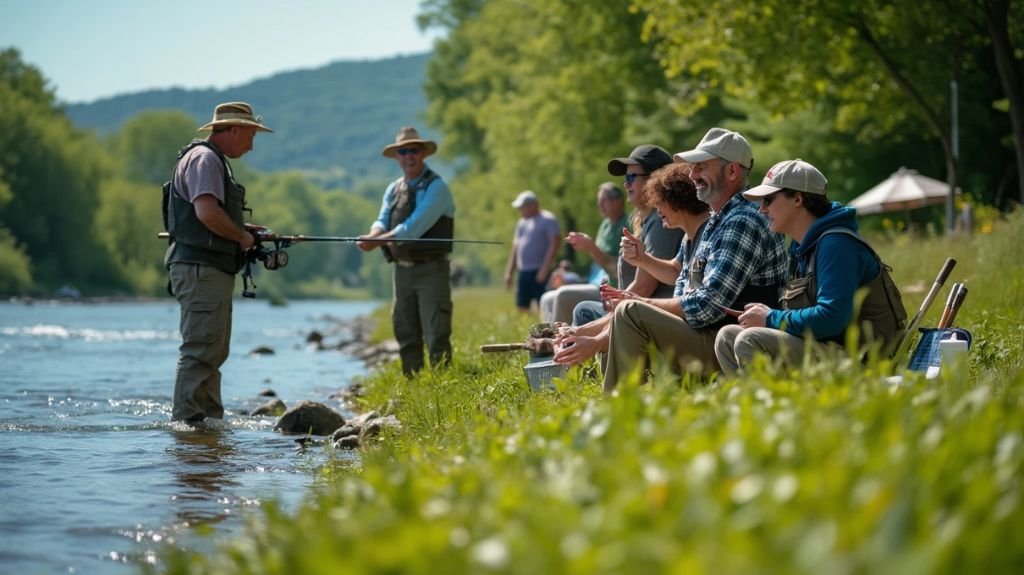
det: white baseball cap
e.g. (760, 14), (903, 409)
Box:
(511, 190), (539, 208)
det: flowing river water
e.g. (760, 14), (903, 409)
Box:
(0, 298), (378, 574)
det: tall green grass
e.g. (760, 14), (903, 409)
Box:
(158, 211), (1024, 575)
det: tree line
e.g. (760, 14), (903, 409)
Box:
(0, 49), (389, 298)
(418, 0), (1022, 275)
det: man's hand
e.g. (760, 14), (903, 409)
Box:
(737, 303), (770, 328)
(535, 268), (550, 284)
(240, 230), (256, 252)
(620, 227), (644, 266)
(553, 334), (600, 365)
(356, 232), (388, 252)
(504, 271), (513, 290)
(599, 284), (639, 312)
(566, 231), (595, 253)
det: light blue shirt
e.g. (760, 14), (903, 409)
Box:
(370, 166), (456, 239)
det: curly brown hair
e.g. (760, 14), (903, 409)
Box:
(643, 163), (709, 216)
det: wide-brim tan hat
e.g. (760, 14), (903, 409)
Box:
(381, 126), (438, 158)
(198, 101), (273, 132)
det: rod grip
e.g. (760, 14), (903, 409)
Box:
(920, 257), (957, 314)
(480, 343), (527, 353)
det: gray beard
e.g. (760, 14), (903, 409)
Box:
(697, 186), (723, 206)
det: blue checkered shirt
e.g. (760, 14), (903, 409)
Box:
(676, 193), (787, 328)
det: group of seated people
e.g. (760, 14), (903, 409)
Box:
(545, 127), (908, 391)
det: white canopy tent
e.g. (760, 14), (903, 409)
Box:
(848, 167), (950, 215)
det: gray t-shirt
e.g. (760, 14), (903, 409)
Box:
(618, 210), (684, 298)
(514, 209), (560, 271)
(173, 145), (227, 203)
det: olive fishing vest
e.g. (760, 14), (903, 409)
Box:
(385, 168), (453, 262)
(163, 140), (247, 275)
(779, 228), (908, 355)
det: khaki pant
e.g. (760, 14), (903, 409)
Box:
(170, 263), (235, 421)
(715, 325), (838, 375)
(393, 259), (453, 375)
(604, 300), (720, 391)
(540, 284), (600, 323)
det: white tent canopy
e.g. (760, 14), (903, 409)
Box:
(848, 167), (950, 215)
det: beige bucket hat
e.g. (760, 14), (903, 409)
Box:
(381, 126), (438, 158)
(197, 102), (273, 132)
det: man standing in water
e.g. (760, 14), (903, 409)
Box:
(358, 127), (456, 375)
(164, 102), (272, 422)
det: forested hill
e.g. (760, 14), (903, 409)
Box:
(66, 52), (434, 186)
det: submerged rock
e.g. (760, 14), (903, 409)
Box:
(274, 401), (346, 436)
(258, 388), (277, 397)
(250, 346), (275, 356)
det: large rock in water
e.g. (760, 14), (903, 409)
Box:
(274, 401), (346, 435)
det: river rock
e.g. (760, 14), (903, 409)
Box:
(258, 388), (277, 397)
(360, 415), (402, 440)
(329, 425), (360, 442)
(252, 398), (287, 417)
(250, 345), (275, 356)
(274, 401), (346, 435)
(334, 435), (361, 450)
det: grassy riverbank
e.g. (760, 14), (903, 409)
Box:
(160, 211), (1024, 575)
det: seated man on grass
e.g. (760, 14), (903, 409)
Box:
(598, 128), (787, 391)
(553, 163), (708, 367)
(714, 159), (907, 373)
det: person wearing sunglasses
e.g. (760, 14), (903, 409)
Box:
(357, 126), (455, 375)
(600, 128), (788, 391)
(714, 159), (907, 373)
(559, 145), (685, 322)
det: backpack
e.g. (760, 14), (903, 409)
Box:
(780, 228), (908, 356)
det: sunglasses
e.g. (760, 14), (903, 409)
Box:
(396, 147), (422, 156)
(624, 173), (648, 184)
(761, 192), (785, 208)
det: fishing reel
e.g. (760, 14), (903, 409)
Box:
(261, 248), (289, 270)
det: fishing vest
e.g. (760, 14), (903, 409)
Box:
(163, 140), (247, 275)
(779, 228), (908, 356)
(385, 168), (453, 262)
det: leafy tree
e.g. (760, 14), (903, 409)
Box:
(0, 50), (117, 290)
(636, 0), (1024, 217)
(113, 110), (198, 186)
(419, 0), (714, 275)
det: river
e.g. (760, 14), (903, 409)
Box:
(0, 298), (378, 574)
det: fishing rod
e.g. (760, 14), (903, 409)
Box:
(156, 232), (503, 246)
(156, 231), (502, 298)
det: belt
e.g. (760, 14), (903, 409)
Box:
(394, 256), (446, 268)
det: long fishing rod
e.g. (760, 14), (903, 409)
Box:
(156, 232), (503, 245)
(156, 231), (502, 298)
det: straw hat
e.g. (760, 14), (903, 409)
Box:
(197, 102), (273, 132)
(381, 126), (438, 158)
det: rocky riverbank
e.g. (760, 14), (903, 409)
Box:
(240, 312), (402, 451)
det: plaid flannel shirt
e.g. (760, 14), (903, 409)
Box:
(678, 193), (787, 328)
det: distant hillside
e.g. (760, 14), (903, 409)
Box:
(66, 53), (435, 186)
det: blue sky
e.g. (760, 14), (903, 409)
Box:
(0, 0), (438, 103)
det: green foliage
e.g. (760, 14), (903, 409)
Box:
(0, 49), (118, 292)
(159, 213), (1024, 574)
(113, 110), (198, 185)
(0, 227), (32, 293)
(93, 177), (166, 294)
(635, 0), (1021, 209)
(419, 0), (716, 275)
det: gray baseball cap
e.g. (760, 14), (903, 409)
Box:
(674, 127), (754, 170)
(743, 159), (828, 199)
